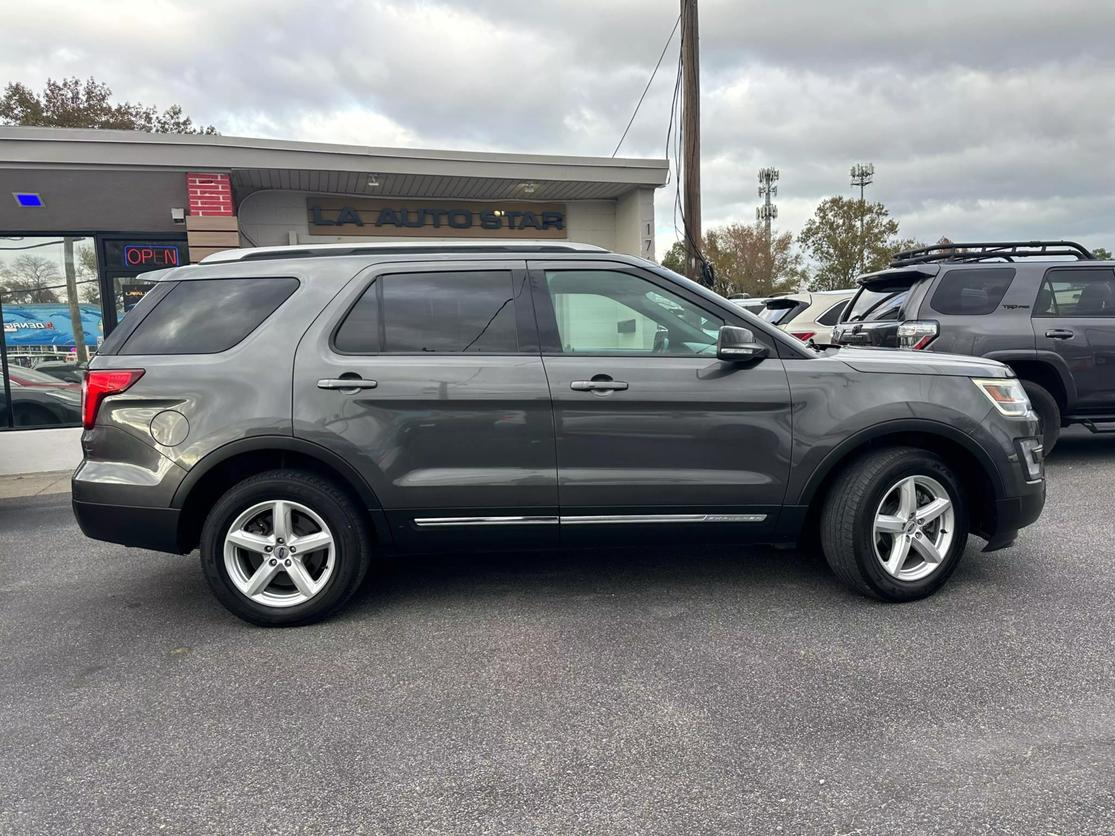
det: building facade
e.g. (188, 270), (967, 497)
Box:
(0, 127), (667, 474)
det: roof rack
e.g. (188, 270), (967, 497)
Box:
(201, 241), (608, 264)
(889, 240), (1094, 268)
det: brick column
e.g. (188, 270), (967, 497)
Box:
(185, 172), (241, 262)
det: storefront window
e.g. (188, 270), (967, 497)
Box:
(1, 236), (103, 428)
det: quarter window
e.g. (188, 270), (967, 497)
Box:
(119, 278), (299, 355)
(930, 268), (1015, 316)
(334, 271), (522, 353)
(1034, 268), (1115, 317)
(816, 299), (849, 326)
(544, 270), (723, 355)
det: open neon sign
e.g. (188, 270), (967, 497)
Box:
(123, 244), (180, 268)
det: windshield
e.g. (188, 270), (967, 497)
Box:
(844, 287), (911, 322)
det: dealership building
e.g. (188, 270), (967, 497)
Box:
(0, 126), (667, 474)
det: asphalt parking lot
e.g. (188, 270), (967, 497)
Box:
(1, 430), (1112, 836)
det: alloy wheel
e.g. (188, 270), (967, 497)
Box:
(872, 475), (956, 582)
(223, 500), (336, 608)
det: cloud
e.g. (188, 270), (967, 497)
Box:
(2, 0), (1114, 255)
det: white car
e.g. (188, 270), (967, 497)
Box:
(758, 290), (856, 344)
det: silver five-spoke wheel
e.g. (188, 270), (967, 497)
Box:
(223, 500), (336, 608)
(872, 475), (955, 582)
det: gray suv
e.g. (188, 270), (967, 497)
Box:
(73, 242), (1045, 626)
(832, 240), (1115, 451)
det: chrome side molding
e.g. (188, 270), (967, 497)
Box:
(413, 513), (767, 527)
(414, 516), (559, 527)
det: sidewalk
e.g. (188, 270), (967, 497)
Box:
(0, 470), (72, 500)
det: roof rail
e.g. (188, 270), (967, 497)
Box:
(201, 240), (609, 264)
(889, 240), (1094, 267)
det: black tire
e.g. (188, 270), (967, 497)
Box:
(1020, 380), (1060, 453)
(200, 469), (371, 627)
(820, 446), (969, 602)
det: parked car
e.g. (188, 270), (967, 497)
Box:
(831, 240), (1114, 450)
(7, 365), (82, 392)
(1, 377), (82, 426)
(730, 296), (770, 315)
(73, 242), (1045, 626)
(31, 361), (87, 385)
(758, 289), (856, 344)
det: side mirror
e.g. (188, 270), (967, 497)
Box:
(717, 325), (768, 362)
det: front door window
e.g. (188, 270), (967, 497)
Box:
(544, 269), (722, 356)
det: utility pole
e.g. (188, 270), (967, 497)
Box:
(681, 0), (703, 284)
(850, 162), (874, 274)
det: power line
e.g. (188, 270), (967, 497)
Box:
(612, 14), (682, 158)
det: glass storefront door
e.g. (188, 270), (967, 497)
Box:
(1, 236), (101, 428)
(0, 233), (187, 429)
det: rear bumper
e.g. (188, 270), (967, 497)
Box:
(72, 498), (184, 554)
(982, 482), (1046, 552)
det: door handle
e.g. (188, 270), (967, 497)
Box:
(317, 378), (378, 390)
(1045, 329), (1075, 340)
(570, 380), (629, 392)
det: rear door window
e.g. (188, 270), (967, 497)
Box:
(1034, 268), (1115, 317)
(119, 278), (299, 355)
(930, 268), (1015, 315)
(334, 271), (523, 354)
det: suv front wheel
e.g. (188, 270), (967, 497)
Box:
(1019, 380), (1060, 453)
(820, 447), (969, 601)
(200, 470), (371, 626)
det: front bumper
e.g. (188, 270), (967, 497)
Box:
(982, 480), (1046, 552)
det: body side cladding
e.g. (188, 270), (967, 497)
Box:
(797, 418), (1005, 506)
(171, 435), (391, 546)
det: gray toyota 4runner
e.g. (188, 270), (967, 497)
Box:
(832, 240), (1115, 451)
(73, 242), (1046, 626)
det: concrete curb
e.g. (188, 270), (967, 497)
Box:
(0, 471), (72, 500)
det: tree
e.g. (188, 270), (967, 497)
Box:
(0, 77), (217, 134)
(661, 241), (687, 275)
(660, 224), (806, 297)
(1092, 246), (1112, 260)
(0, 254), (60, 303)
(703, 222), (804, 297)
(798, 197), (901, 291)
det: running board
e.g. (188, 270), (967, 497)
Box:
(1075, 418), (1115, 434)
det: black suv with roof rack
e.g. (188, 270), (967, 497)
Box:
(832, 240), (1115, 451)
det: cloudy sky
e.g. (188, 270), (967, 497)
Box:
(4, 0), (1115, 256)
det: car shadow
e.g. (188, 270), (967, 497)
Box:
(340, 540), (840, 618)
(1045, 426), (1115, 465)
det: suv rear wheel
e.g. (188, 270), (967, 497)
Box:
(1020, 380), (1060, 453)
(200, 469), (371, 626)
(820, 447), (969, 601)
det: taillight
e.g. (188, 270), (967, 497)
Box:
(82, 369), (144, 430)
(789, 330), (817, 342)
(897, 320), (939, 350)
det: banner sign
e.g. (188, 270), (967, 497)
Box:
(2, 303), (102, 347)
(307, 198), (567, 239)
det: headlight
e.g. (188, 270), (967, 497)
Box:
(972, 378), (1033, 417)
